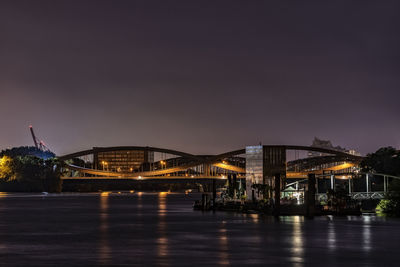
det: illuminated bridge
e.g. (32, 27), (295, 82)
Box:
(59, 145), (361, 180)
(59, 145), (398, 199)
(59, 146), (246, 180)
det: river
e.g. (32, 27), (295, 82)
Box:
(0, 192), (399, 266)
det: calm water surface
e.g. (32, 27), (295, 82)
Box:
(0, 192), (399, 266)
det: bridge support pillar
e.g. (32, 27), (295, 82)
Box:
(366, 174), (369, 194)
(233, 174), (237, 199)
(274, 173), (281, 217)
(384, 176), (387, 193)
(348, 177), (352, 195)
(212, 179), (216, 210)
(201, 194), (209, 210)
(330, 174), (335, 191)
(306, 174), (316, 218)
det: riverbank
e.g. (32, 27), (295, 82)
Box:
(194, 196), (367, 216)
(217, 201), (362, 216)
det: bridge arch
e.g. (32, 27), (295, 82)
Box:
(59, 144), (364, 180)
(59, 146), (246, 179)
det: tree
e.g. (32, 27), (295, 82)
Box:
(0, 147), (61, 192)
(376, 180), (400, 216)
(0, 156), (14, 181)
(364, 147), (400, 217)
(0, 146), (55, 159)
(360, 147), (400, 176)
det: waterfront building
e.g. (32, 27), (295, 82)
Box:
(245, 146), (263, 199)
(246, 145), (286, 200)
(245, 143), (362, 201)
(93, 148), (154, 173)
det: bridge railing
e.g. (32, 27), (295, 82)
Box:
(315, 192), (386, 201)
(351, 192), (385, 200)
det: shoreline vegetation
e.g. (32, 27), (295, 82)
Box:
(0, 147), (61, 192)
(361, 147), (400, 217)
(1, 146), (400, 216)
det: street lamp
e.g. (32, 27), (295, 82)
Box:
(102, 161), (108, 171)
(160, 160), (166, 169)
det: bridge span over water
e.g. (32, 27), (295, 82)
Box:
(59, 145), (399, 199)
(59, 145), (361, 178)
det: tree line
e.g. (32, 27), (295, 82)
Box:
(0, 146), (61, 192)
(361, 147), (400, 216)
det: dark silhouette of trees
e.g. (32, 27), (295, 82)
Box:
(0, 147), (61, 192)
(364, 147), (400, 216)
(361, 147), (400, 176)
(0, 146), (55, 159)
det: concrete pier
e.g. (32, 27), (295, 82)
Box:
(306, 173), (316, 218)
(274, 173), (281, 216)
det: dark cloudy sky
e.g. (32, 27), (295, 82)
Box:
(0, 0), (399, 156)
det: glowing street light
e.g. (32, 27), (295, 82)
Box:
(160, 160), (166, 169)
(101, 161), (108, 171)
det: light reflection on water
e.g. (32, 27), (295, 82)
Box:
(0, 193), (398, 266)
(248, 213), (259, 224)
(291, 216), (304, 267)
(218, 222), (230, 266)
(327, 222), (336, 251)
(99, 194), (111, 265)
(157, 192), (169, 266)
(362, 215), (372, 252)
(136, 191), (143, 217)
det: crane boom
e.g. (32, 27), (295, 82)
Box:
(29, 125), (39, 149)
(28, 125), (52, 152)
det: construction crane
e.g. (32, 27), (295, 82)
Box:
(29, 125), (51, 152)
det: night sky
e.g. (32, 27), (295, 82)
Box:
(1, 0), (399, 156)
